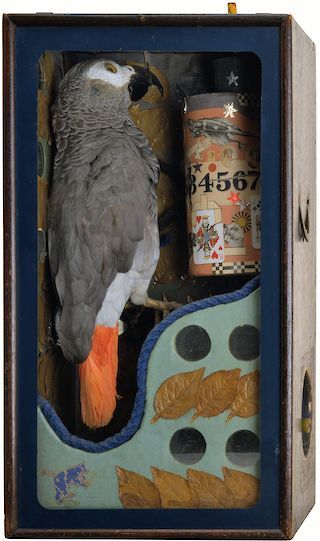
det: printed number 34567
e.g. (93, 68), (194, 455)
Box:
(189, 170), (260, 195)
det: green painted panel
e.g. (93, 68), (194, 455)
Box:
(37, 287), (260, 509)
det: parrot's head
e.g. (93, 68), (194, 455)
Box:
(86, 59), (163, 102)
(54, 59), (163, 128)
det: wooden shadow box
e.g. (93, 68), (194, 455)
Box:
(3, 12), (316, 539)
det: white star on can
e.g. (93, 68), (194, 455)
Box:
(224, 102), (238, 118)
(227, 71), (239, 86)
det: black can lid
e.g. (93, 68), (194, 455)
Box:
(211, 53), (261, 94)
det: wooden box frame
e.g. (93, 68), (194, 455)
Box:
(3, 13), (316, 539)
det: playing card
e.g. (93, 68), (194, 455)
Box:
(192, 210), (224, 265)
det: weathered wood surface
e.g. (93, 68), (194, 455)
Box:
(280, 16), (316, 539)
(290, 17), (316, 537)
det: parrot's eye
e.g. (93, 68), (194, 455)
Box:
(105, 63), (117, 74)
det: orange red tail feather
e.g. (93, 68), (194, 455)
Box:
(78, 325), (119, 429)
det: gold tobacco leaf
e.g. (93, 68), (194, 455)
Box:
(222, 468), (260, 508)
(187, 469), (234, 508)
(151, 368), (205, 423)
(116, 466), (161, 509)
(151, 467), (198, 508)
(192, 369), (241, 420)
(226, 370), (260, 422)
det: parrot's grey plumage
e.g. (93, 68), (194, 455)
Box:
(48, 59), (161, 365)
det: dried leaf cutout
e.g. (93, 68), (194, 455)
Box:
(151, 367), (205, 423)
(227, 370), (260, 422)
(187, 469), (234, 508)
(151, 467), (198, 508)
(222, 467), (260, 508)
(192, 369), (241, 420)
(116, 466), (161, 509)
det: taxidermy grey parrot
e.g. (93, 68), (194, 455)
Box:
(48, 59), (163, 429)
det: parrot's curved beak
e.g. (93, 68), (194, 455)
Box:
(128, 65), (163, 102)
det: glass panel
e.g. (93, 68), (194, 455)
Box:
(37, 50), (261, 510)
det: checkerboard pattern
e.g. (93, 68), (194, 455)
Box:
(212, 261), (260, 275)
(237, 93), (260, 109)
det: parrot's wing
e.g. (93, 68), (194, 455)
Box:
(48, 126), (159, 364)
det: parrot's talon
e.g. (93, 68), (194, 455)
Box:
(144, 297), (182, 312)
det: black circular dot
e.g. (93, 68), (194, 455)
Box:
(229, 324), (260, 361)
(175, 325), (211, 361)
(226, 430), (260, 467)
(170, 428), (206, 465)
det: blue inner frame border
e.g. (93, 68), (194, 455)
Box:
(15, 24), (281, 531)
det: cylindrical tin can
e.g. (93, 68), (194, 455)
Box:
(183, 91), (261, 276)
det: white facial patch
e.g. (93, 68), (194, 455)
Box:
(86, 60), (134, 88)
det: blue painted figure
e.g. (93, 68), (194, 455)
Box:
(53, 463), (89, 503)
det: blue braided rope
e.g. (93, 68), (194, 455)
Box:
(38, 274), (260, 453)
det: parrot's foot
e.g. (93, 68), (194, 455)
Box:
(144, 297), (182, 312)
